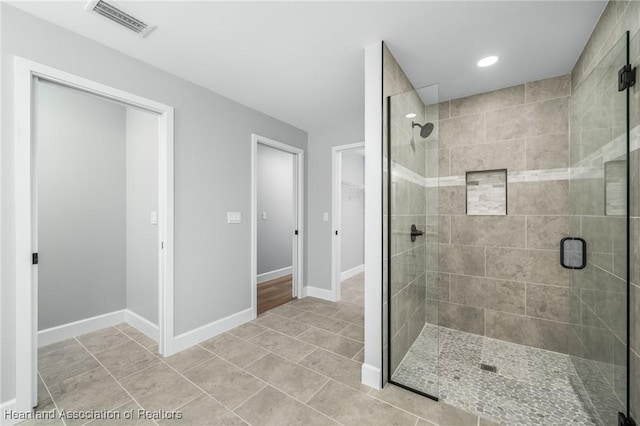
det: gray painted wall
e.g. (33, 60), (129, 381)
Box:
(306, 122), (364, 291)
(126, 108), (159, 325)
(257, 144), (294, 276)
(1, 4), (307, 401)
(37, 80), (127, 330)
(340, 152), (364, 272)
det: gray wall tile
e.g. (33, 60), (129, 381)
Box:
(450, 85), (524, 117)
(508, 180), (569, 215)
(485, 98), (568, 142)
(485, 310), (568, 353)
(450, 139), (525, 176)
(451, 216), (525, 248)
(525, 75), (571, 103)
(439, 302), (485, 335)
(526, 216), (569, 250)
(439, 244), (486, 277)
(525, 133), (569, 170)
(486, 248), (570, 286)
(526, 284), (570, 322)
(449, 275), (525, 315)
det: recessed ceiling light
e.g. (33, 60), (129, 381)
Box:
(477, 56), (499, 68)
(405, 113), (417, 118)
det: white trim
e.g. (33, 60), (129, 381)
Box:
(251, 134), (305, 318)
(302, 286), (336, 302)
(363, 43), (383, 390)
(37, 310), (126, 347)
(361, 363), (382, 390)
(1, 399), (18, 426)
(331, 142), (365, 302)
(124, 310), (159, 341)
(173, 308), (253, 353)
(340, 264), (364, 281)
(14, 57), (175, 413)
(257, 266), (293, 284)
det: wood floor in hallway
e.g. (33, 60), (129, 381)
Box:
(257, 274), (294, 314)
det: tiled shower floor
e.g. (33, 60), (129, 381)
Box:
(392, 325), (596, 426)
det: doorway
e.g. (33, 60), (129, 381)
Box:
(251, 135), (304, 317)
(331, 142), (366, 302)
(14, 58), (174, 412)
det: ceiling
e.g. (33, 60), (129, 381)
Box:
(8, 1), (606, 133)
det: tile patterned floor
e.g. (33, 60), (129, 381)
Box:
(392, 325), (596, 426)
(25, 273), (493, 426)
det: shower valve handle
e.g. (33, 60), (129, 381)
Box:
(410, 224), (424, 243)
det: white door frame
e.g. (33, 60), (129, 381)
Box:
(331, 142), (365, 301)
(251, 134), (304, 317)
(14, 57), (175, 412)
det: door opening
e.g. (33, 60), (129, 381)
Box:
(251, 135), (304, 317)
(14, 58), (175, 412)
(331, 143), (365, 302)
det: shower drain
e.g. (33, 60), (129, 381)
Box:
(480, 363), (498, 373)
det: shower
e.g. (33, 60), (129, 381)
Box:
(412, 121), (434, 138)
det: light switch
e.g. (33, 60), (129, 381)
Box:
(262, 211), (268, 220)
(227, 212), (242, 224)
(150, 211), (158, 225)
(323, 212), (329, 222)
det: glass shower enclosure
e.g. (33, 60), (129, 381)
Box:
(386, 32), (636, 426)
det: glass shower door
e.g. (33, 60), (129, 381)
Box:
(387, 84), (440, 399)
(568, 31), (631, 426)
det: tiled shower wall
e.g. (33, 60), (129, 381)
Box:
(425, 75), (573, 355)
(571, 0), (640, 423)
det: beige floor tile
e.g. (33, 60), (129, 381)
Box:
(267, 304), (306, 319)
(235, 386), (337, 426)
(338, 323), (364, 342)
(249, 329), (316, 362)
(254, 313), (310, 337)
(293, 300), (341, 317)
(120, 363), (202, 412)
(115, 324), (158, 352)
(245, 353), (329, 403)
(333, 304), (364, 326)
(298, 328), (363, 358)
(159, 394), (247, 426)
(164, 345), (213, 373)
(352, 348), (364, 363)
(307, 380), (417, 426)
(292, 312), (349, 334)
(299, 348), (368, 392)
(228, 322), (268, 340)
(183, 355), (266, 410)
(49, 367), (130, 426)
(479, 417), (501, 426)
(76, 327), (131, 354)
(85, 400), (156, 425)
(38, 341), (100, 386)
(200, 333), (267, 368)
(93, 340), (160, 379)
(370, 385), (478, 426)
(38, 338), (77, 357)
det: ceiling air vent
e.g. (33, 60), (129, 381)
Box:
(86, 0), (156, 38)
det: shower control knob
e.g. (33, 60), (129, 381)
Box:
(410, 224), (424, 243)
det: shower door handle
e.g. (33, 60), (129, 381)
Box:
(410, 224), (424, 242)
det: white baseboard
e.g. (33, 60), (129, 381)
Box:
(173, 307), (253, 354)
(1, 399), (18, 426)
(37, 310), (127, 347)
(302, 286), (336, 302)
(37, 309), (159, 348)
(361, 363), (382, 390)
(340, 264), (364, 281)
(257, 266), (293, 284)
(124, 310), (159, 341)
